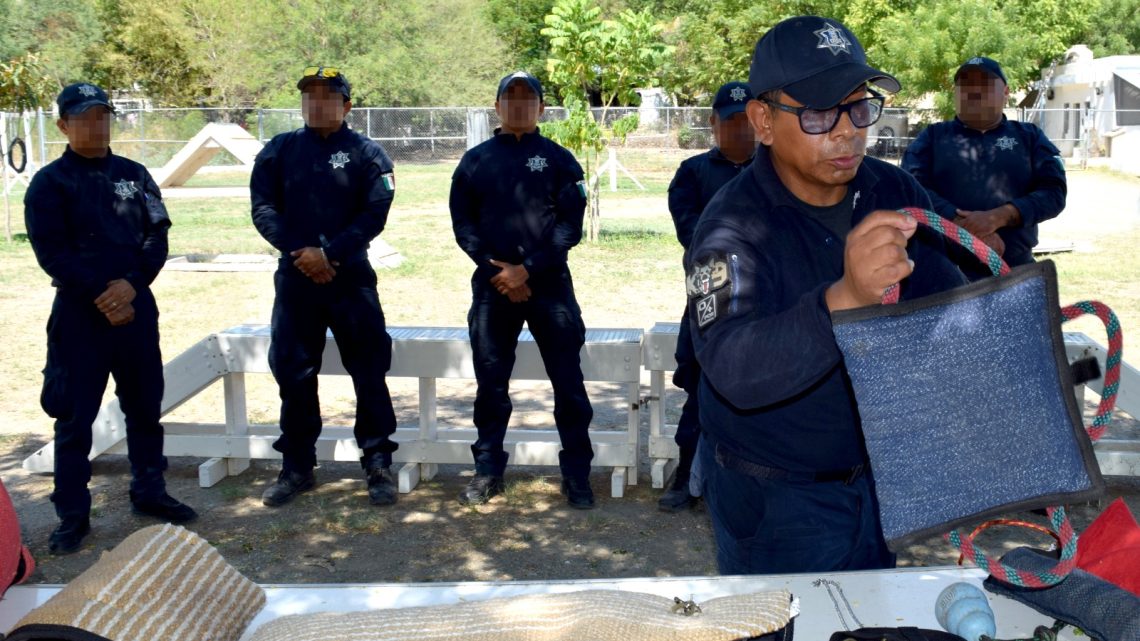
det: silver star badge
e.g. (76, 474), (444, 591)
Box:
(526, 155), (548, 172)
(730, 87), (747, 102)
(814, 23), (852, 56)
(995, 136), (1018, 151)
(113, 179), (138, 200)
(78, 84), (98, 97)
(329, 151), (350, 169)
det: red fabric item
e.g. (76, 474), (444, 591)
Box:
(0, 476), (34, 595)
(1075, 498), (1140, 596)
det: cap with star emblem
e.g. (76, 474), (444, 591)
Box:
(748, 16), (900, 109)
(712, 81), (754, 119)
(496, 71), (544, 103)
(56, 82), (115, 117)
(954, 56), (1007, 85)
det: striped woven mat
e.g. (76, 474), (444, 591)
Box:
(248, 589), (793, 641)
(7, 523), (265, 641)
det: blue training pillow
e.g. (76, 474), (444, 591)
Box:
(831, 261), (1104, 548)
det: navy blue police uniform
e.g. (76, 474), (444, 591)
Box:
(689, 145), (966, 575)
(251, 103), (398, 476)
(25, 91), (174, 526)
(450, 125), (594, 481)
(902, 116), (1066, 268)
(687, 16), (967, 576)
(666, 82), (754, 464)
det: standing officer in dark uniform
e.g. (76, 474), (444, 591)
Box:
(450, 72), (595, 509)
(903, 57), (1066, 275)
(25, 82), (197, 555)
(660, 81), (756, 512)
(251, 67), (399, 508)
(686, 17), (966, 575)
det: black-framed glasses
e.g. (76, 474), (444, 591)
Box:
(302, 66), (341, 79)
(763, 89), (885, 134)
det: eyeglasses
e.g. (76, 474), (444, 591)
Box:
(302, 66), (341, 79)
(762, 90), (884, 135)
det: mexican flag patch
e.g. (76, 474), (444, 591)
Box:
(382, 173), (396, 191)
(576, 180), (587, 198)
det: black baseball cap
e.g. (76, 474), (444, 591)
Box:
(56, 82), (115, 116)
(497, 71), (544, 102)
(712, 81), (753, 119)
(955, 57), (1008, 85)
(297, 66), (352, 100)
(749, 16), (900, 109)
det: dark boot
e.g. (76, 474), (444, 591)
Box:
(657, 444), (697, 512)
(49, 516), (91, 555)
(561, 475), (595, 510)
(367, 453), (403, 504)
(261, 469), (316, 507)
(458, 474), (504, 506)
(130, 492), (198, 523)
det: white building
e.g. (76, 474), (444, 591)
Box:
(1028, 45), (1140, 174)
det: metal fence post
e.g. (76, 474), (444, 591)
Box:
(257, 109), (264, 143)
(37, 108), (47, 168)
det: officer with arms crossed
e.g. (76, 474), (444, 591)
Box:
(661, 80), (757, 512)
(251, 67), (400, 508)
(25, 82), (197, 555)
(686, 17), (966, 575)
(450, 72), (596, 509)
(902, 56), (1066, 275)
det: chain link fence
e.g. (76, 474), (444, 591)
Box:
(3, 105), (1136, 176)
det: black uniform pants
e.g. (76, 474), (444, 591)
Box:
(268, 263), (398, 473)
(672, 308), (701, 451)
(41, 289), (167, 521)
(467, 271), (594, 478)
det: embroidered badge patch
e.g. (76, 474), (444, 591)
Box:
(576, 179), (587, 198)
(381, 172), (395, 191)
(527, 155), (548, 172)
(686, 255), (729, 297)
(686, 254), (732, 330)
(78, 84), (98, 97)
(995, 136), (1018, 151)
(730, 86), (747, 102)
(113, 179), (138, 200)
(814, 22), (851, 56)
(329, 151), (350, 169)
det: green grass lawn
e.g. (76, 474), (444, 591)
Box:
(1, 157), (1137, 436)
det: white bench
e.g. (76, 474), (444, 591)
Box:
(22, 324), (644, 497)
(643, 323), (1140, 479)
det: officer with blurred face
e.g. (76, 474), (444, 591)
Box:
(251, 66), (400, 508)
(25, 82), (197, 555)
(903, 57), (1066, 274)
(660, 81), (756, 512)
(450, 72), (596, 509)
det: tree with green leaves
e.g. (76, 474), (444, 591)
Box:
(875, 0), (1098, 119)
(542, 0), (671, 240)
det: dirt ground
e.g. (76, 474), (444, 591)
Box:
(4, 379), (1138, 587)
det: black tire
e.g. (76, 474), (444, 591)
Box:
(7, 137), (26, 174)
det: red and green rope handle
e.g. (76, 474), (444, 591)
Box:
(879, 208), (1123, 587)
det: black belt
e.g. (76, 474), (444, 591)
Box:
(714, 443), (866, 485)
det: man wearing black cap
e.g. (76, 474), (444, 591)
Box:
(450, 71), (595, 509)
(25, 82), (197, 555)
(251, 66), (400, 508)
(903, 56), (1067, 273)
(660, 80), (756, 512)
(685, 17), (966, 574)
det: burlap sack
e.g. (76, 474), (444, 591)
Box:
(248, 589), (794, 641)
(6, 523), (265, 641)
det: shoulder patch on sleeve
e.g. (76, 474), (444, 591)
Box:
(686, 252), (733, 329)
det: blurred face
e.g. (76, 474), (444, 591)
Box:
(495, 81), (543, 134)
(749, 87), (869, 206)
(711, 111), (756, 162)
(57, 107), (112, 158)
(955, 69), (1008, 130)
(301, 83), (350, 132)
